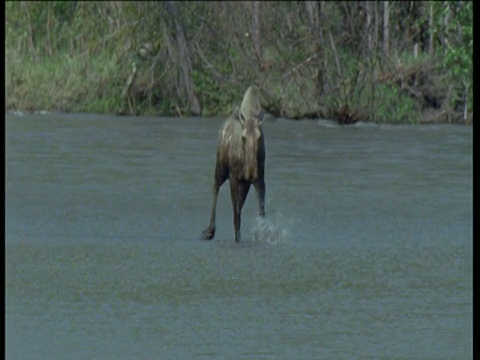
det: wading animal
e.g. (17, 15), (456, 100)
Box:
(201, 101), (266, 243)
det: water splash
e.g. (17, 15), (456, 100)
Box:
(251, 212), (290, 245)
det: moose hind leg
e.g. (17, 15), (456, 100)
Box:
(238, 181), (251, 213)
(230, 181), (250, 243)
(254, 180), (266, 218)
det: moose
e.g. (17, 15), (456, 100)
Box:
(201, 86), (266, 242)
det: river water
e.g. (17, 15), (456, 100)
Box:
(5, 114), (472, 359)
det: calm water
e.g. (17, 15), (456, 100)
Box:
(6, 114), (472, 359)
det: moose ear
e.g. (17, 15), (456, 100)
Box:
(233, 106), (240, 119)
(239, 111), (246, 124)
(257, 110), (266, 124)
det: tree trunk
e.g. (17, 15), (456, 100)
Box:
(21, 2), (38, 62)
(251, 1), (261, 63)
(440, 1), (451, 50)
(305, 1), (320, 44)
(383, 1), (390, 56)
(366, 1), (373, 52)
(428, 1), (434, 55)
(305, 1), (325, 98)
(374, 1), (379, 51)
(165, 1), (201, 115)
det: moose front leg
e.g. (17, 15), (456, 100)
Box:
(229, 179), (242, 242)
(201, 182), (219, 240)
(202, 165), (227, 240)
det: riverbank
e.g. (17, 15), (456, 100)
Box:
(6, 2), (472, 125)
(5, 52), (471, 125)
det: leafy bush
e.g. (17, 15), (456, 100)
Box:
(374, 84), (419, 124)
(5, 1), (472, 123)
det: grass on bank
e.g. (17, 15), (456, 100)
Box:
(4, 47), (452, 125)
(6, 50), (126, 114)
(5, 1), (471, 124)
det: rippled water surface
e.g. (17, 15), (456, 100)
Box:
(6, 114), (472, 359)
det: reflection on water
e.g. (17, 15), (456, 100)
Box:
(6, 114), (472, 359)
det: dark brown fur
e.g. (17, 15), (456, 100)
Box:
(201, 109), (266, 242)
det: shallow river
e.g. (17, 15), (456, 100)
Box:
(6, 114), (472, 359)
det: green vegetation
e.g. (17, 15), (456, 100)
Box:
(5, 1), (472, 124)
(439, 1), (473, 120)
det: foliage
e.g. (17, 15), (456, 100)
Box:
(5, 1), (473, 124)
(375, 84), (419, 124)
(441, 1), (473, 113)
